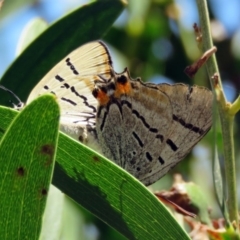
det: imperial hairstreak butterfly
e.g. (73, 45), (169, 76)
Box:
(26, 41), (213, 186)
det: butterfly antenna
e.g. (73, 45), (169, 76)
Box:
(0, 85), (24, 109)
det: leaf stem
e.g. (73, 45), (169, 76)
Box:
(229, 95), (240, 115)
(196, 0), (238, 226)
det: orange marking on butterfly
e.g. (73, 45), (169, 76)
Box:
(95, 89), (110, 106)
(114, 80), (132, 98)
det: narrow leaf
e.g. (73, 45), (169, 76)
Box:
(16, 18), (48, 56)
(0, 0), (125, 106)
(0, 95), (60, 239)
(0, 106), (190, 240)
(213, 145), (224, 209)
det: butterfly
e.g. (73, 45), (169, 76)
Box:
(26, 41), (213, 186)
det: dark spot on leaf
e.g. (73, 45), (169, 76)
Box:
(41, 188), (47, 196)
(17, 167), (25, 176)
(93, 156), (100, 162)
(41, 144), (54, 156)
(40, 144), (55, 166)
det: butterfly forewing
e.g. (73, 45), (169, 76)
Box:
(27, 41), (113, 126)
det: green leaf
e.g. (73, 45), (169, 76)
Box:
(0, 95), (60, 240)
(0, 106), (17, 140)
(0, 0), (125, 106)
(184, 182), (212, 226)
(16, 18), (48, 56)
(213, 146), (224, 211)
(0, 106), (190, 240)
(0, 0), (36, 18)
(212, 99), (231, 227)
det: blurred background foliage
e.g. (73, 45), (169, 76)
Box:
(0, 0), (239, 239)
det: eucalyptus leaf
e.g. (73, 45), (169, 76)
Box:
(0, 106), (190, 240)
(0, 0), (125, 106)
(16, 18), (48, 56)
(0, 95), (59, 239)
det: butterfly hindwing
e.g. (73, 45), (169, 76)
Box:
(95, 69), (213, 185)
(139, 83), (212, 185)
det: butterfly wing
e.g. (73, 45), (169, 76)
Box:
(139, 83), (212, 185)
(27, 41), (114, 128)
(95, 69), (213, 185)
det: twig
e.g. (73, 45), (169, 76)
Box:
(196, 0), (238, 227)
